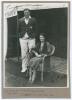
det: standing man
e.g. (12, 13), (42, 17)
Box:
(18, 8), (37, 73)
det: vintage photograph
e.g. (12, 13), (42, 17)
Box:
(3, 2), (69, 88)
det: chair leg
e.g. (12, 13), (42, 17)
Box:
(41, 63), (44, 82)
(29, 68), (32, 81)
(41, 71), (43, 82)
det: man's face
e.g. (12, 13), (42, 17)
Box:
(24, 10), (30, 18)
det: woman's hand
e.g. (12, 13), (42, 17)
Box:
(41, 54), (47, 57)
(36, 54), (42, 57)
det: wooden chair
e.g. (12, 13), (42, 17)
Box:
(40, 45), (55, 82)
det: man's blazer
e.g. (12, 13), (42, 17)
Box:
(18, 17), (37, 38)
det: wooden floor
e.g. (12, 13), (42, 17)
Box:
(8, 56), (67, 74)
(5, 56), (67, 87)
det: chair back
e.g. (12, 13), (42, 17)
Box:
(50, 45), (55, 56)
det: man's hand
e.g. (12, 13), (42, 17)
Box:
(22, 33), (29, 39)
(24, 33), (29, 38)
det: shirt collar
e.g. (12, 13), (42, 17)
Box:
(24, 16), (31, 19)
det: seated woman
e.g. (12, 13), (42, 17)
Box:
(28, 33), (53, 83)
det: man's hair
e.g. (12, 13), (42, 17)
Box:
(24, 8), (30, 12)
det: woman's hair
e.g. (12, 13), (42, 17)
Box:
(39, 33), (46, 38)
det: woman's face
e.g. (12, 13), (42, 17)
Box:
(40, 35), (45, 42)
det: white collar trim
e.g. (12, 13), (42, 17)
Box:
(24, 16), (31, 19)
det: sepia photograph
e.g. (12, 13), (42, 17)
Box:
(2, 1), (70, 98)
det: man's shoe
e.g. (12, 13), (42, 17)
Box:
(21, 69), (27, 73)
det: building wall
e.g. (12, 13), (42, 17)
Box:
(6, 8), (67, 58)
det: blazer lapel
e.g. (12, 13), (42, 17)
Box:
(28, 18), (32, 25)
(22, 17), (26, 25)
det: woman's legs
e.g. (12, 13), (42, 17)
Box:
(28, 57), (43, 83)
(31, 69), (36, 83)
(29, 67), (36, 83)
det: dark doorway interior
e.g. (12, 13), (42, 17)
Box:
(6, 8), (67, 58)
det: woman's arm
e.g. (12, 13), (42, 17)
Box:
(32, 50), (42, 57)
(32, 50), (38, 56)
(46, 42), (55, 56)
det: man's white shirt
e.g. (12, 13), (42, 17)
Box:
(23, 16), (31, 39)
